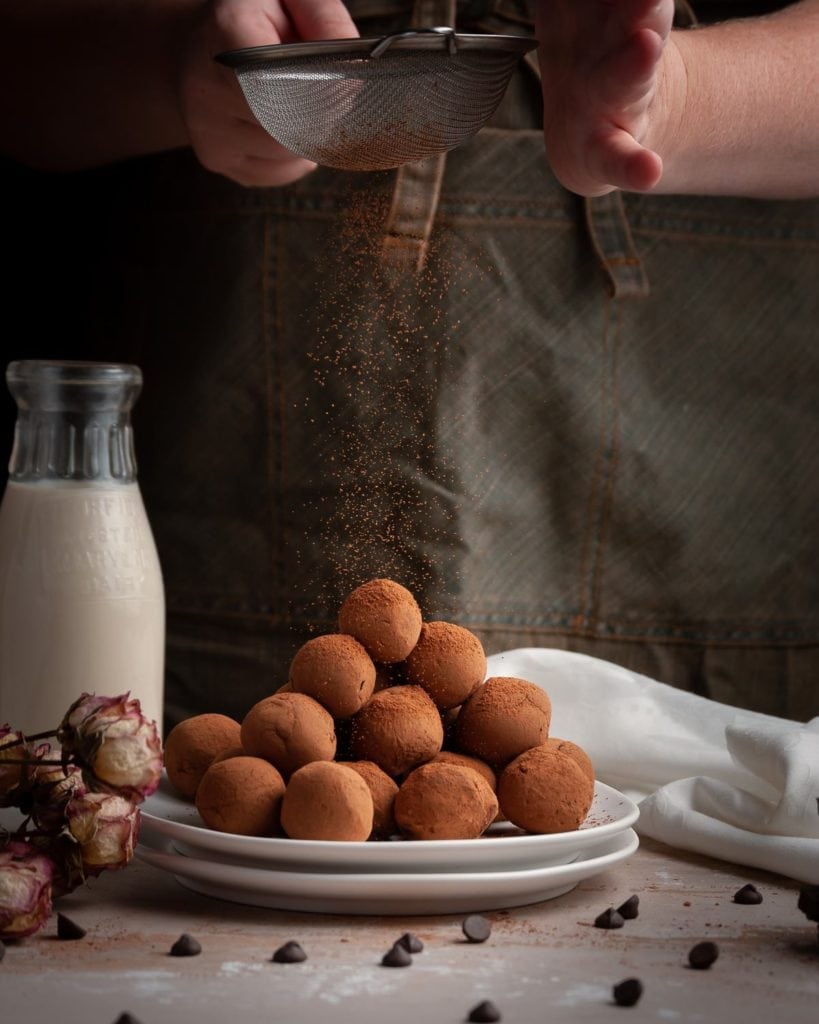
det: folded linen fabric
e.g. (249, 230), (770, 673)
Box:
(486, 648), (819, 884)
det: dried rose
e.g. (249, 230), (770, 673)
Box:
(0, 726), (29, 808)
(58, 693), (163, 803)
(66, 792), (140, 874)
(0, 840), (55, 939)
(29, 754), (87, 831)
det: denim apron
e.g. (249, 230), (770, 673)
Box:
(1, 1), (816, 726)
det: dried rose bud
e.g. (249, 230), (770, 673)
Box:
(0, 726), (29, 808)
(30, 755), (87, 831)
(0, 840), (55, 940)
(58, 693), (163, 803)
(66, 792), (140, 874)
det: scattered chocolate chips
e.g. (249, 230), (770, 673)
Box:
(467, 999), (501, 1022)
(397, 931), (424, 954)
(272, 940), (307, 963)
(616, 895), (640, 920)
(462, 915), (492, 943)
(797, 884), (819, 922)
(169, 933), (202, 957)
(733, 884), (763, 905)
(57, 913), (87, 940)
(688, 941), (719, 969)
(381, 942), (412, 967)
(613, 978), (643, 1007)
(594, 907), (624, 930)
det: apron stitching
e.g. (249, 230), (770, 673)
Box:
(573, 295), (613, 632)
(587, 300), (622, 631)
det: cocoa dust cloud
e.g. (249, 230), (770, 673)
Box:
(164, 578), (594, 842)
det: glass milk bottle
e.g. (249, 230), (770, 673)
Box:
(0, 361), (165, 735)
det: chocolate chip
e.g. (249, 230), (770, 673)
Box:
(381, 942), (412, 967)
(112, 1015), (144, 1024)
(397, 931), (424, 954)
(169, 933), (202, 957)
(57, 913), (87, 940)
(462, 914), (491, 943)
(467, 1000), (501, 1022)
(688, 941), (719, 969)
(798, 884), (819, 922)
(733, 884), (763, 905)
(594, 907), (624, 929)
(616, 895), (640, 920)
(613, 978), (643, 1007)
(272, 940), (307, 963)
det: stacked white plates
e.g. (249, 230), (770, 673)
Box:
(136, 775), (639, 915)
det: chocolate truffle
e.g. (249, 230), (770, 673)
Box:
(211, 744), (246, 765)
(543, 737), (595, 787)
(164, 713), (243, 800)
(403, 621), (486, 710)
(195, 756), (285, 836)
(350, 685), (443, 777)
(498, 743), (594, 833)
(241, 692), (336, 778)
(338, 578), (422, 664)
(341, 760), (399, 839)
(395, 763), (498, 840)
(456, 677), (552, 767)
(289, 634), (376, 718)
(429, 751), (497, 793)
(429, 751), (503, 823)
(280, 761), (373, 841)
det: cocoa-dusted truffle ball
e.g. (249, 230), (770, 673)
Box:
(241, 692), (336, 778)
(289, 634), (376, 718)
(342, 760), (399, 839)
(195, 756), (285, 836)
(280, 761), (373, 841)
(338, 578), (422, 664)
(430, 750), (503, 823)
(456, 676), (552, 767)
(544, 737), (595, 787)
(429, 751), (496, 794)
(498, 743), (594, 834)
(350, 685), (443, 777)
(164, 713), (242, 799)
(395, 763), (498, 840)
(403, 621), (486, 710)
(211, 744), (246, 765)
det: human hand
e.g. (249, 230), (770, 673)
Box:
(178, 0), (358, 186)
(536, 0), (681, 196)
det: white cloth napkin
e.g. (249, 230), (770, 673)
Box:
(486, 648), (819, 884)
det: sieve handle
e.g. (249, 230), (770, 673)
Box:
(370, 26), (457, 59)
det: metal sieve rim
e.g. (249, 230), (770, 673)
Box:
(215, 32), (537, 68)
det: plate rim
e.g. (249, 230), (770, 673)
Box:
(139, 775), (640, 866)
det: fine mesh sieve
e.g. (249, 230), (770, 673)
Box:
(216, 28), (538, 171)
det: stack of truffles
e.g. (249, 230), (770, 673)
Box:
(164, 579), (595, 842)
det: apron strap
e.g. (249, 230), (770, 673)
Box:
(582, 0), (698, 297)
(380, 0), (456, 276)
(584, 193), (651, 299)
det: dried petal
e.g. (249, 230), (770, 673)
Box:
(59, 694), (163, 803)
(0, 840), (55, 940)
(66, 792), (140, 874)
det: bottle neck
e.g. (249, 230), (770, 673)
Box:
(9, 409), (138, 483)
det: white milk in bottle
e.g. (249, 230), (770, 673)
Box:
(0, 361), (165, 735)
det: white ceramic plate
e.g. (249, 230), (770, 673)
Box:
(136, 827), (639, 915)
(139, 774), (639, 874)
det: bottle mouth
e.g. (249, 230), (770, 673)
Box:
(6, 360), (142, 388)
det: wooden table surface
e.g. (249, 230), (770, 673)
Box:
(3, 837), (817, 1024)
